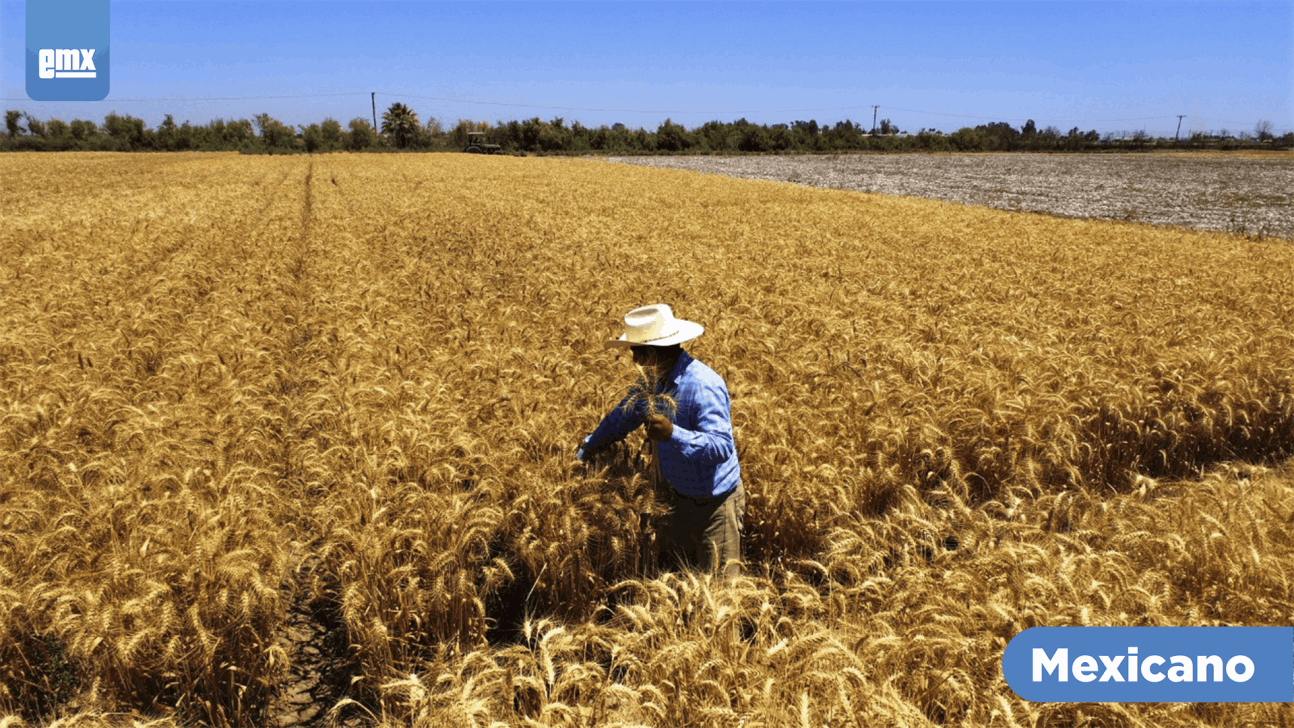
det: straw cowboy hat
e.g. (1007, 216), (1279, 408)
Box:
(605, 304), (704, 349)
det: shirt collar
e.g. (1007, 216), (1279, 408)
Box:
(664, 349), (692, 386)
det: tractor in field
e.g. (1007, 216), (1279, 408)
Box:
(464, 132), (501, 154)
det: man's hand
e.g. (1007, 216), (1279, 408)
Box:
(644, 414), (673, 441)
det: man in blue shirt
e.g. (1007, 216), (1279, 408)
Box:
(577, 304), (745, 578)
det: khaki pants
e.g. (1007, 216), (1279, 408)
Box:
(651, 442), (746, 579)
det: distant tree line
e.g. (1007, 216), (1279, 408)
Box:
(4, 106), (1289, 154)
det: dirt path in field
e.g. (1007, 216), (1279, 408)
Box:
(265, 160), (365, 728)
(268, 558), (361, 728)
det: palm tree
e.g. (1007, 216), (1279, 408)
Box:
(382, 102), (420, 149)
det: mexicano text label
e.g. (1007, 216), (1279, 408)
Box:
(1032, 647), (1254, 683)
(1003, 627), (1292, 702)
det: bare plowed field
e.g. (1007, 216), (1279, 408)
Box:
(608, 152), (1294, 239)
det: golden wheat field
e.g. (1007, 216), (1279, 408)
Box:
(1, 152), (1293, 728)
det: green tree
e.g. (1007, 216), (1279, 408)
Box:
(176, 120), (195, 150)
(22, 112), (47, 137)
(696, 120), (730, 151)
(655, 118), (691, 152)
(103, 113), (147, 149)
(518, 117), (543, 150)
(569, 120), (592, 152)
(790, 120), (823, 151)
(254, 113), (296, 150)
(949, 127), (983, 151)
(738, 123), (770, 152)
(69, 119), (97, 142)
(1039, 125), (1060, 150)
(348, 118), (376, 151)
(633, 127), (655, 152)
(253, 113), (272, 139)
(792, 119), (819, 136)
(4, 110), (21, 138)
(203, 118), (227, 147)
(321, 118), (343, 149)
(914, 128), (949, 152)
(497, 119), (523, 151)
(978, 121), (1018, 151)
(302, 123), (323, 153)
(824, 120), (861, 150)
(226, 119), (255, 146)
(47, 118), (70, 139)
(158, 114), (179, 150)
(537, 117), (572, 152)
(381, 102), (420, 149)
(423, 116), (445, 147)
(1063, 126), (1085, 151)
(767, 124), (794, 151)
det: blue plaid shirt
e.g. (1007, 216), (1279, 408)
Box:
(580, 350), (741, 498)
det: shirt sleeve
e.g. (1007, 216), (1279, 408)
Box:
(582, 394), (646, 457)
(666, 379), (735, 464)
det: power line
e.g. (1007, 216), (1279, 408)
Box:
(2, 91), (1287, 132)
(0, 90), (873, 115)
(378, 95), (1287, 127)
(0, 92), (368, 102)
(1188, 116), (1274, 127)
(882, 106), (1181, 124)
(0, 90), (877, 115)
(382, 91), (878, 116)
(367, 95), (1286, 127)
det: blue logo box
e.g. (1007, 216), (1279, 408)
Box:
(26, 0), (110, 101)
(1004, 627), (1294, 703)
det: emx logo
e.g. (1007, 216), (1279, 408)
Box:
(27, 0), (110, 101)
(39, 48), (98, 79)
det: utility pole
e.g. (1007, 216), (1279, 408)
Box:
(1175, 115), (1185, 144)
(372, 93), (378, 132)
(872, 105), (880, 135)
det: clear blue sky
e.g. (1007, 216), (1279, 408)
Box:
(2, 1), (1291, 137)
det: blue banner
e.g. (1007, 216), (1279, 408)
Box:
(27, 0), (110, 101)
(1003, 627), (1293, 703)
